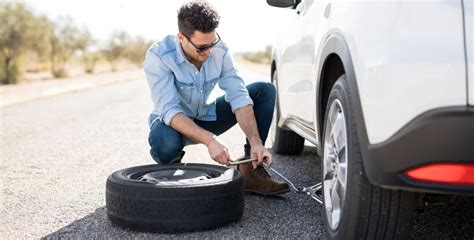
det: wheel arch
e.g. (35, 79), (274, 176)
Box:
(316, 31), (372, 181)
(318, 54), (345, 138)
(271, 60), (277, 82)
(317, 31), (364, 140)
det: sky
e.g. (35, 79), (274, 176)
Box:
(22, 0), (295, 53)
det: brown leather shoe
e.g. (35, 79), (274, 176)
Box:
(237, 160), (290, 196)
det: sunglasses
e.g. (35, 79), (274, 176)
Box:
(183, 32), (221, 53)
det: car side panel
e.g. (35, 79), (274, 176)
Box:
(276, 0), (331, 126)
(464, 0), (473, 105)
(331, 0), (467, 144)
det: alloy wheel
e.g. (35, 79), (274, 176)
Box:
(323, 99), (348, 230)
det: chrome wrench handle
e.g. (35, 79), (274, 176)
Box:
(226, 157), (257, 166)
(263, 163), (304, 193)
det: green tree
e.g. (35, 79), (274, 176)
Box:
(102, 31), (130, 71)
(50, 17), (83, 78)
(73, 29), (94, 55)
(0, 3), (52, 84)
(71, 29), (98, 73)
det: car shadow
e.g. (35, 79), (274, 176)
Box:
(411, 195), (474, 239)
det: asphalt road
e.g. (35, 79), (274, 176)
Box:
(1, 65), (473, 239)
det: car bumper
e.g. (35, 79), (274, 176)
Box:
(363, 106), (474, 195)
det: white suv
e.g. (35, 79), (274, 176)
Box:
(267, 0), (473, 238)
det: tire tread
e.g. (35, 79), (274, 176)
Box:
(273, 128), (305, 155)
(105, 164), (244, 233)
(323, 76), (415, 240)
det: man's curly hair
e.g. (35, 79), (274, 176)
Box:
(178, 0), (220, 37)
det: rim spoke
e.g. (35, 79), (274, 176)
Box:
(328, 110), (338, 144)
(336, 126), (346, 153)
(330, 126), (338, 151)
(332, 114), (344, 151)
(336, 177), (346, 203)
(331, 208), (341, 229)
(329, 108), (337, 129)
(324, 181), (333, 210)
(331, 182), (341, 214)
(326, 145), (337, 161)
(331, 180), (341, 228)
(338, 162), (347, 184)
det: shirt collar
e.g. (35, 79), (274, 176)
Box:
(175, 37), (186, 64)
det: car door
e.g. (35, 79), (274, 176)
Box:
(277, 0), (331, 129)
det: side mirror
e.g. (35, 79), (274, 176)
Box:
(266, 0), (301, 8)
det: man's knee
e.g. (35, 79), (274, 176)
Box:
(248, 82), (276, 102)
(148, 122), (183, 164)
(262, 81), (276, 96)
(149, 144), (183, 164)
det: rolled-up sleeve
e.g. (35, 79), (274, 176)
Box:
(144, 50), (184, 126)
(218, 51), (253, 112)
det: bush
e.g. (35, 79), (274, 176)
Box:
(242, 45), (272, 65)
(1, 59), (21, 84)
(52, 68), (68, 78)
(82, 51), (101, 74)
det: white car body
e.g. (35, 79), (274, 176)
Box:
(274, 0), (471, 145)
(268, 0), (473, 237)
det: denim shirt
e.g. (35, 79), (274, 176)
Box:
(144, 35), (253, 128)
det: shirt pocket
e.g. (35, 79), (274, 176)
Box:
(203, 77), (221, 106)
(204, 77), (219, 95)
(175, 80), (195, 104)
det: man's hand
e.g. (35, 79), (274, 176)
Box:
(170, 114), (232, 165)
(250, 141), (272, 169)
(206, 136), (231, 165)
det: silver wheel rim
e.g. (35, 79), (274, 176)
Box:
(132, 168), (235, 186)
(323, 99), (348, 230)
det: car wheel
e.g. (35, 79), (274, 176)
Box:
(270, 70), (305, 155)
(322, 75), (416, 239)
(106, 163), (244, 232)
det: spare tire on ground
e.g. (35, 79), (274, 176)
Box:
(106, 163), (244, 233)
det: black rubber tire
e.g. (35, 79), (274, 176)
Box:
(106, 163), (244, 233)
(271, 70), (305, 155)
(322, 75), (416, 239)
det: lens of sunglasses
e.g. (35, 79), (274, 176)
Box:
(184, 33), (220, 53)
(196, 43), (215, 53)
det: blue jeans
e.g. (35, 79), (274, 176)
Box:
(148, 82), (276, 164)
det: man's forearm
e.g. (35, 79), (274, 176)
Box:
(170, 113), (215, 145)
(235, 105), (262, 145)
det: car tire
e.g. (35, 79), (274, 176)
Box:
(270, 70), (305, 155)
(322, 75), (416, 239)
(106, 163), (244, 232)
